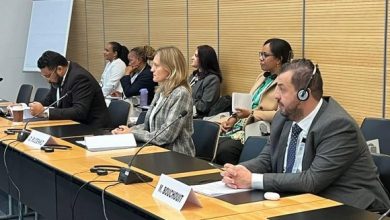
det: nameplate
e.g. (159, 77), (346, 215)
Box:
(153, 174), (202, 211)
(24, 130), (51, 149)
(84, 133), (136, 152)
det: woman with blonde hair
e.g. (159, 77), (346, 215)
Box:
(112, 46), (195, 157)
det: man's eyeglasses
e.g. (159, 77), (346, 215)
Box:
(259, 52), (274, 59)
(41, 68), (56, 79)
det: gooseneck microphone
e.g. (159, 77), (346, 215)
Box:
(117, 110), (188, 184)
(16, 91), (71, 142)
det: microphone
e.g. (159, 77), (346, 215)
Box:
(0, 78), (3, 82)
(16, 91), (71, 142)
(117, 110), (188, 184)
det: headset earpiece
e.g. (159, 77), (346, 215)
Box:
(90, 165), (122, 176)
(40, 145), (72, 153)
(40, 147), (55, 153)
(297, 89), (310, 101)
(297, 64), (318, 101)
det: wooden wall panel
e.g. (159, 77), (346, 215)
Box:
(67, 0), (88, 68)
(103, 0), (148, 50)
(188, 0), (218, 72)
(219, 0), (303, 95)
(149, 0), (188, 62)
(85, 0), (105, 78)
(386, 0), (390, 119)
(305, 0), (385, 124)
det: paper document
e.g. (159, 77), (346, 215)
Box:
(84, 133), (137, 152)
(105, 95), (121, 100)
(191, 181), (252, 197)
(367, 139), (380, 154)
(232, 92), (252, 112)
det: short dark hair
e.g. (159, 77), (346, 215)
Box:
(195, 45), (222, 82)
(37, 50), (68, 70)
(130, 45), (155, 63)
(280, 58), (323, 100)
(109, 41), (130, 66)
(264, 38), (293, 64)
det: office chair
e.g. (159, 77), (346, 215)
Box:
(192, 119), (220, 161)
(238, 136), (268, 163)
(33, 88), (50, 103)
(361, 117), (390, 155)
(135, 111), (147, 125)
(107, 100), (130, 129)
(15, 84), (33, 104)
(372, 153), (390, 194)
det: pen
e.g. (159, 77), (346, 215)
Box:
(208, 162), (225, 171)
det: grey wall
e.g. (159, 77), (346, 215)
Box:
(0, 0), (49, 102)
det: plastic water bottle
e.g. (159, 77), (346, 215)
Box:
(139, 88), (148, 107)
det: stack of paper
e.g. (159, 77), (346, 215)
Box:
(83, 133), (137, 152)
(232, 92), (252, 112)
(191, 181), (252, 197)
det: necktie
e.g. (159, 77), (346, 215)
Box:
(285, 124), (302, 173)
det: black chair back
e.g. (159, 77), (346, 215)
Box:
(107, 100), (130, 129)
(16, 84), (33, 104)
(33, 88), (50, 103)
(372, 153), (390, 195)
(192, 119), (220, 161)
(361, 117), (390, 155)
(239, 136), (268, 163)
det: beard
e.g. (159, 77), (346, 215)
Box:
(279, 100), (303, 121)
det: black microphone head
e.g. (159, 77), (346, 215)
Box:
(0, 78), (3, 82)
(180, 110), (188, 117)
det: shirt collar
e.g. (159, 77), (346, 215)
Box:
(295, 98), (323, 133)
(60, 61), (70, 87)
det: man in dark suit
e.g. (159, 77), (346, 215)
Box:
(29, 50), (109, 128)
(222, 59), (390, 211)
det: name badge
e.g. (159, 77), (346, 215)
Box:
(152, 174), (202, 211)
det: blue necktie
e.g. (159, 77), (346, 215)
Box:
(285, 124), (302, 173)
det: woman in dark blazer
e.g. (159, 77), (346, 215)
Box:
(119, 45), (157, 105)
(189, 45), (222, 118)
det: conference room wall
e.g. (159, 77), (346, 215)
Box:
(0, 0), (48, 102)
(4, 0), (389, 123)
(305, 0), (385, 123)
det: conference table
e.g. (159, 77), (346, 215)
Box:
(0, 116), (384, 219)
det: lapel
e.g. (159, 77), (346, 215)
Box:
(148, 92), (168, 129)
(301, 97), (329, 169)
(60, 62), (72, 96)
(249, 73), (277, 98)
(250, 74), (265, 94)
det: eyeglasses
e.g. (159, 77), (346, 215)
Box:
(41, 68), (57, 79)
(259, 52), (274, 59)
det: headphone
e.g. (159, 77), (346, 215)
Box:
(297, 64), (318, 101)
(263, 72), (277, 80)
(40, 145), (72, 153)
(90, 165), (122, 176)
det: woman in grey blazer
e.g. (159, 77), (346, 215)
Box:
(112, 46), (195, 157)
(189, 45), (222, 118)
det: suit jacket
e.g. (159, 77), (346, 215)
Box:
(247, 73), (278, 123)
(241, 97), (390, 210)
(120, 64), (157, 105)
(131, 86), (195, 157)
(43, 62), (110, 128)
(190, 74), (221, 117)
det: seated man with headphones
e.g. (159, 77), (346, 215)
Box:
(221, 59), (390, 211)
